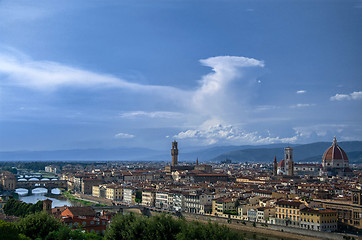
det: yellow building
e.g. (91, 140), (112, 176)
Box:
(275, 200), (305, 227)
(0, 171), (16, 191)
(105, 184), (123, 201)
(314, 193), (362, 232)
(92, 185), (106, 198)
(212, 197), (236, 216)
(142, 189), (156, 206)
(300, 208), (337, 232)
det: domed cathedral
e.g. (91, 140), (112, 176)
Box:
(322, 137), (352, 177)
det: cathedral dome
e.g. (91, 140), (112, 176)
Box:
(322, 137), (348, 169)
(278, 159), (285, 168)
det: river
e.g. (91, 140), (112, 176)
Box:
(15, 188), (74, 207)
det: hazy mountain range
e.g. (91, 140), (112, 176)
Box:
(0, 141), (361, 164)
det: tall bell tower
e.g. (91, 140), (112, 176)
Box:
(285, 147), (294, 176)
(171, 140), (178, 167)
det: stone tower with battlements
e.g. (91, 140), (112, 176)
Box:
(171, 140), (178, 167)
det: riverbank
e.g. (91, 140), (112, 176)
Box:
(62, 191), (109, 207)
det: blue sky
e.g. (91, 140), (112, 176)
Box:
(0, 0), (361, 151)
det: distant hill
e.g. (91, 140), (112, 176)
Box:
(0, 147), (163, 161)
(0, 141), (361, 164)
(210, 141), (362, 164)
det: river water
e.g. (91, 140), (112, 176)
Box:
(15, 188), (74, 207)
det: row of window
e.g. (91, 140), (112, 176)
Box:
(277, 208), (299, 214)
(277, 214), (300, 221)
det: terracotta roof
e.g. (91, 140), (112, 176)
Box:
(276, 200), (303, 207)
(322, 137), (348, 161)
(62, 206), (96, 217)
(301, 208), (337, 214)
(278, 159), (285, 168)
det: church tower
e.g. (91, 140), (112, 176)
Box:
(171, 140), (178, 167)
(285, 147), (294, 176)
(43, 199), (52, 214)
(273, 156), (278, 176)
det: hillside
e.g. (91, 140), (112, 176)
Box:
(210, 141), (362, 164)
(0, 141), (361, 163)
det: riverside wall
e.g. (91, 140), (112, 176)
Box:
(180, 212), (360, 240)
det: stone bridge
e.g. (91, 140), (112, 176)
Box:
(16, 180), (67, 194)
(18, 176), (58, 181)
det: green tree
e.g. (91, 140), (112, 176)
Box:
(0, 220), (30, 240)
(105, 213), (148, 240)
(4, 199), (43, 217)
(176, 221), (243, 240)
(45, 225), (103, 240)
(1, 166), (17, 174)
(17, 211), (62, 240)
(145, 214), (182, 240)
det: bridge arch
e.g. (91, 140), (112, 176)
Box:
(28, 178), (40, 181)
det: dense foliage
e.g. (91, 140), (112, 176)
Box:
(0, 212), (102, 240)
(1, 211), (245, 240)
(17, 211), (62, 239)
(105, 213), (244, 240)
(0, 166), (17, 174)
(3, 199), (43, 217)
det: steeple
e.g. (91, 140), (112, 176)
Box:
(196, 157), (199, 166)
(273, 156), (278, 176)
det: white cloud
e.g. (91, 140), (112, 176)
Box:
(289, 103), (315, 108)
(293, 124), (346, 138)
(114, 132), (135, 139)
(191, 56), (264, 121)
(174, 120), (298, 145)
(119, 111), (182, 119)
(351, 91), (362, 100)
(296, 90), (306, 94)
(0, 49), (184, 97)
(330, 91), (362, 101)
(253, 105), (279, 112)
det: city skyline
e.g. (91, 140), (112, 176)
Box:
(0, 0), (361, 151)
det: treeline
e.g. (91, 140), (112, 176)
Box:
(104, 213), (244, 240)
(0, 161), (90, 171)
(3, 199), (43, 217)
(0, 212), (247, 240)
(0, 211), (101, 240)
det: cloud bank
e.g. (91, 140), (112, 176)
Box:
(174, 121), (298, 146)
(0, 49), (313, 146)
(330, 91), (362, 101)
